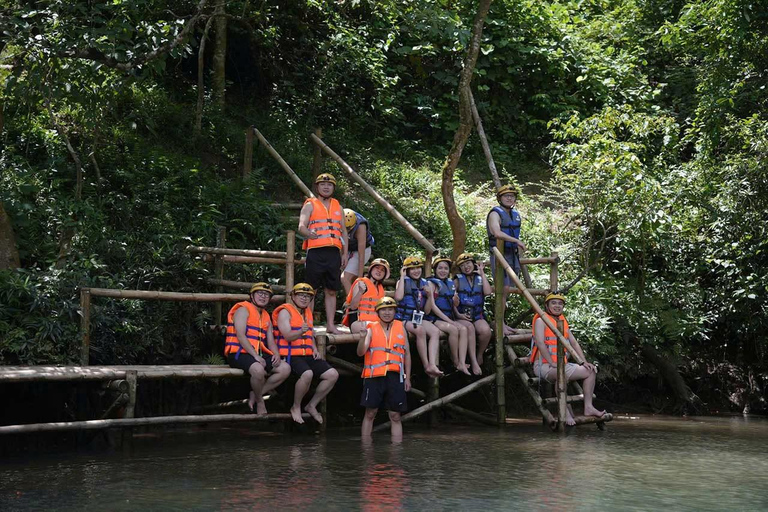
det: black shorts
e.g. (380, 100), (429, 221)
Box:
(289, 355), (334, 377)
(305, 246), (342, 291)
(360, 371), (408, 412)
(227, 352), (274, 373)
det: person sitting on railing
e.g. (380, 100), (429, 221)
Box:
(358, 297), (412, 441)
(340, 208), (375, 295)
(425, 256), (471, 375)
(298, 173), (349, 335)
(342, 258), (390, 335)
(454, 253), (493, 372)
(273, 283), (339, 424)
(394, 256), (443, 378)
(224, 282), (291, 415)
(531, 293), (605, 425)
(486, 184), (527, 336)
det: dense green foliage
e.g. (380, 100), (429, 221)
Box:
(1, 0), (766, 411)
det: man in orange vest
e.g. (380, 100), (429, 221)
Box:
(531, 293), (605, 425)
(274, 283), (340, 424)
(298, 173), (349, 334)
(225, 282), (291, 414)
(357, 297), (412, 440)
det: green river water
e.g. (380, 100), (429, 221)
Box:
(2, 415), (767, 511)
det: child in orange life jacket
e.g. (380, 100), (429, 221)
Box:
(298, 173), (349, 335)
(340, 208), (375, 295)
(454, 253), (493, 371)
(273, 283), (339, 424)
(425, 257), (471, 375)
(357, 297), (412, 440)
(225, 282), (291, 414)
(343, 258), (390, 335)
(531, 293), (606, 426)
(394, 256), (443, 378)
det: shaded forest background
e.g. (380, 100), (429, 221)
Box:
(1, 0), (767, 415)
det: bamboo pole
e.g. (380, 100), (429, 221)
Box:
(505, 333), (533, 343)
(550, 251), (559, 292)
(325, 356), (496, 427)
(310, 133), (436, 253)
(188, 246), (289, 258)
(506, 288), (550, 296)
(254, 128), (313, 199)
(106, 379), (128, 393)
(556, 341), (567, 432)
(0, 366), (248, 382)
(317, 333), (328, 431)
(0, 412), (312, 435)
(243, 126), (254, 178)
(286, 230), (295, 306)
(125, 371), (137, 418)
(520, 256), (560, 265)
(312, 128), (323, 181)
(85, 288), (250, 302)
(214, 226), (226, 328)
(505, 346), (556, 427)
(101, 393), (129, 420)
(373, 366), (516, 432)
(492, 247), (584, 365)
(469, 89), (501, 189)
(494, 240), (506, 425)
(80, 288), (91, 366)
(270, 202), (304, 210)
(544, 394), (593, 405)
(203, 254), (305, 265)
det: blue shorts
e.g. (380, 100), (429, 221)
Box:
(360, 371), (408, 412)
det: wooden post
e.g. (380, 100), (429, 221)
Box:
(286, 230), (296, 306)
(557, 340), (567, 432)
(243, 126), (254, 178)
(316, 333), (327, 431)
(428, 375), (439, 426)
(549, 251), (559, 292)
(494, 240), (506, 425)
(214, 226), (226, 328)
(125, 371), (137, 418)
(254, 128), (314, 199)
(80, 288), (91, 366)
(311, 128), (323, 182)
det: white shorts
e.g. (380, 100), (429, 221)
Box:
(533, 361), (580, 383)
(344, 247), (372, 275)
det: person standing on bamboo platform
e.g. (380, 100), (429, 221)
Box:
(225, 282), (291, 414)
(340, 208), (375, 295)
(425, 256), (471, 375)
(298, 173), (349, 335)
(343, 258), (390, 335)
(531, 293), (605, 426)
(395, 256), (443, 378)
(486, 184), (527, 336)
(358, 297), (412, 440)
(273, 283), (340, 424)
(454, 253), (493, 371)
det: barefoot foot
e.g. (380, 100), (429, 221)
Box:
(305, 404), (323, 423)
(326, 325), (341, 335)
(503, 325), (515, 337)
(565, 412), (576, 427)
(248, 391), (257, 412)
(584, 405), (606, 418)
(255, 400), (268, 415)
(425, 364), (444, 378)
(290, 405), (305, 424)
(471, 363), (482, 376)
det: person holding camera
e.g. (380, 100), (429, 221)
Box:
(454, 253), (493, 370)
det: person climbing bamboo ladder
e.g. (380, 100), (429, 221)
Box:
(342, 258), (390, 334)
(298, 173), (349, 334)
(340, 208), (374, 295)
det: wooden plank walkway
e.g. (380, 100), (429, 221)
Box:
(0, 365), (246, 382)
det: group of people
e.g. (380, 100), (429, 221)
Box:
(223, 172), (604, 437)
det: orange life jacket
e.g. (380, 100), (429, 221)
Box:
(225, 301), (273, 359)
(530, 312), (570, 364)
(302, 197), (343, 251)
(345, 277), (385, 322)
(362, 320), (407, 379)
(272, 304), (314, 361)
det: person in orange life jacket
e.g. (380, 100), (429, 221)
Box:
(486, 185), (527, 336)
(454, 253), (493, 370)
(357, 297), (412, 440)
(531, 293), (605, 426)
(298, 173), (349, 335)
(425, 257), (471, 376)
(344, 258), (390, 335)
(225, 282), (291, 414)
(394, 256), (443, 378)
(273, 283), (339, 424)
(340, 209), (375, 295)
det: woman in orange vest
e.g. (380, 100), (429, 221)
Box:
(298, 173), (349, 335)
(225, 282), (291, 414)
(531, 293), (605, 425)
(343, 258), (390, 334)
(357, 297), (412, 440)
(273, 283), (339, 424)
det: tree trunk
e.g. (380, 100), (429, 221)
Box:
(441, 0), (492, 257)
(212, 3), (227, 109)
(0, 202), (21, 269)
